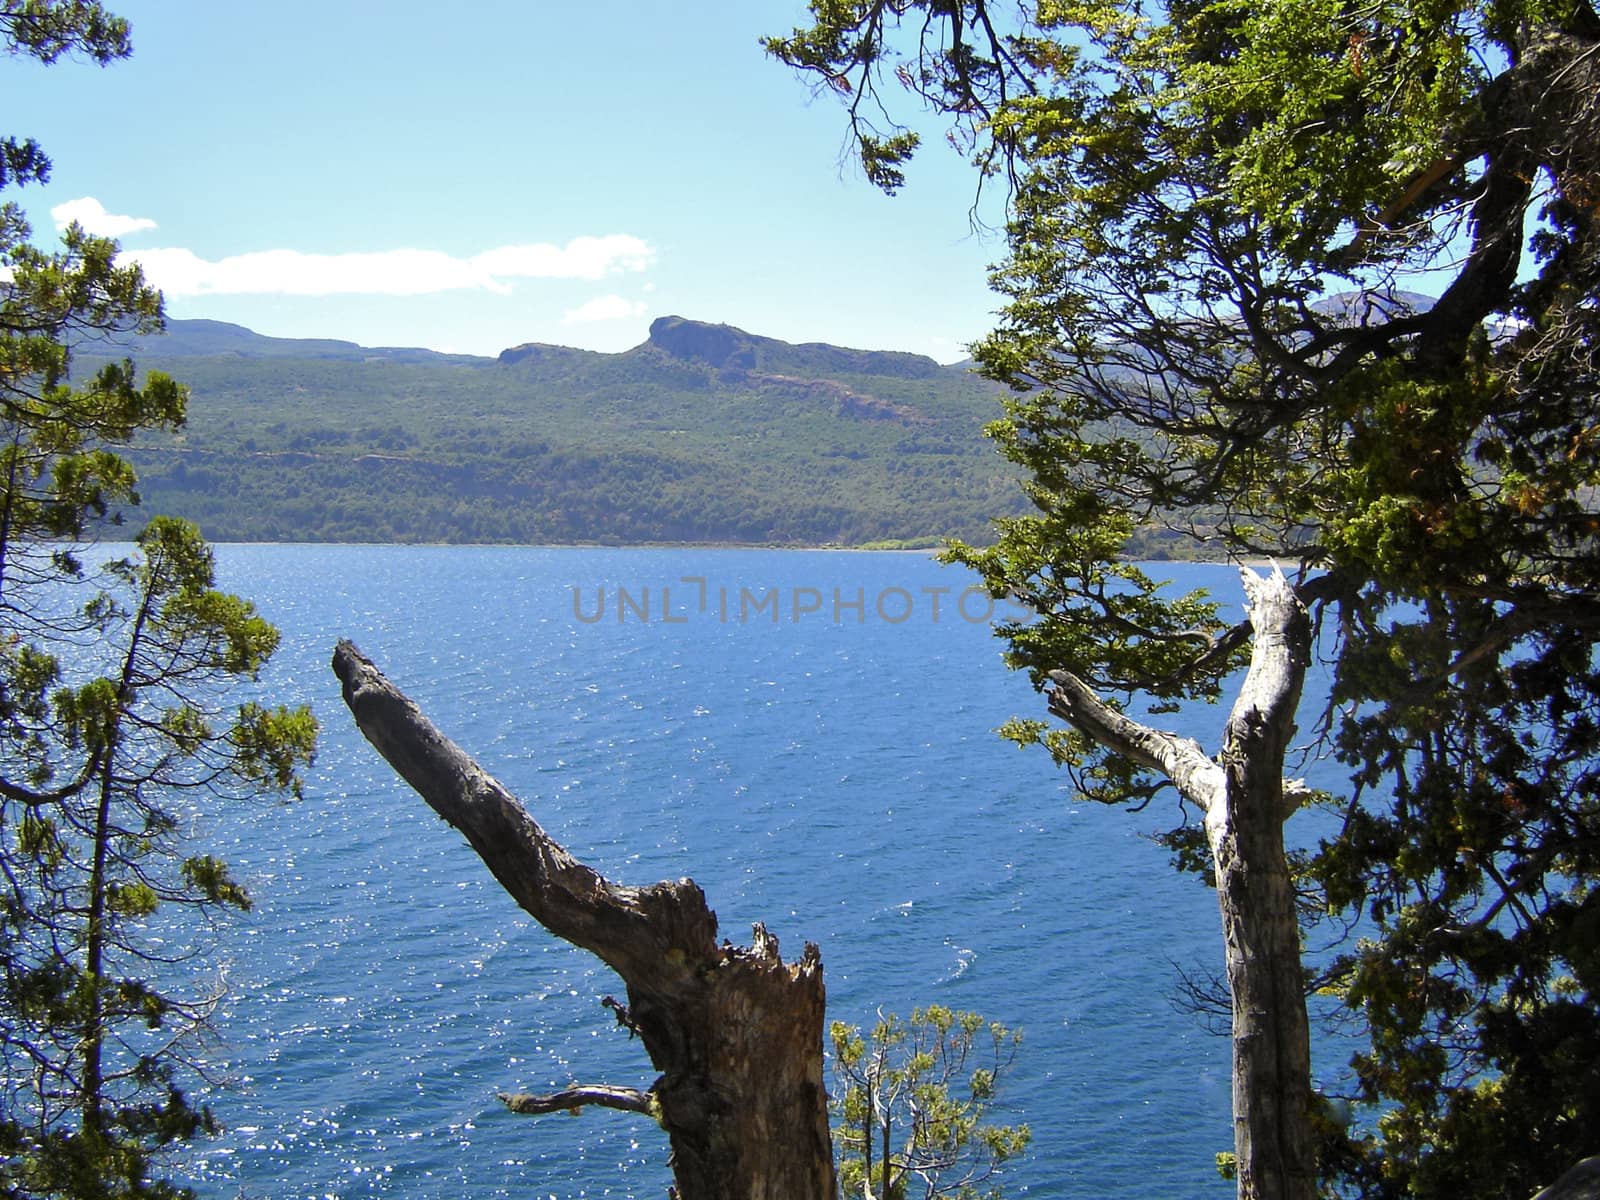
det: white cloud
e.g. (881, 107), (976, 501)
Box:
(474, 235), (655, 281)
(120, 234), (656, 298)
(50, 197), (157, 237)
(562, 294), (649, 324)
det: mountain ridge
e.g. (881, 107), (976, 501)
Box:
(78, 314), (1025, 548)
(126, 314), (965, 377)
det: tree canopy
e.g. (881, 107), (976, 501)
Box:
(772, 0), (1599, 1196)
(0, 5), (317, 1195)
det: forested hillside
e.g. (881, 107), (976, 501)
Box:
(83, 316), (1024, 546)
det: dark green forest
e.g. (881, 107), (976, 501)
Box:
(82, 315), (1029, 547)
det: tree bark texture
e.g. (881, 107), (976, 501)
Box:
(1048, 568), (1316, 1200)
(332, 640), (836, 1200)
(1214, 570), (1316, 1200)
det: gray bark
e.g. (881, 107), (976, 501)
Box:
(1048, 568), (1316, 1200)
(1533, 1157), (1600, 1200)
(332, 640), (836, 1200)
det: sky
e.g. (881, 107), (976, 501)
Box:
(2, 1), (1012, 362)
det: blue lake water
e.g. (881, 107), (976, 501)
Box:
(161, 544), (1321, 1199)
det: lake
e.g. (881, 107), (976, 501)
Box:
(166, 544), (1294, 1198)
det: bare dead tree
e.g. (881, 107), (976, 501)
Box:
(331, 640), (836, 1200)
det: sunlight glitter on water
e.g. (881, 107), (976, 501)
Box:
(168, 545), (1253, 1199)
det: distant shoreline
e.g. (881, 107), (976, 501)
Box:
(187, 539), (1276, 567)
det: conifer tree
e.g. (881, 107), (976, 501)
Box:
(0, 6), (317, 1195)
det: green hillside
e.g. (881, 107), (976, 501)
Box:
(82, 316), (1024, 546)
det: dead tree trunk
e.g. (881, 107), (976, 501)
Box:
(1046, 568), (1316, 1200)
(332, 640), (836, 1200)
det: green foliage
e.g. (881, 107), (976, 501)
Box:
(774, 0), (1600, 1195)
(0, 515), (318, 1199)
(830, 1006), (1030, 1200)
(0, 8), (317, 1196)
(0, 1), (129, 190)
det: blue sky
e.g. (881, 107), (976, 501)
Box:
(3, 1), (1009, 361)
